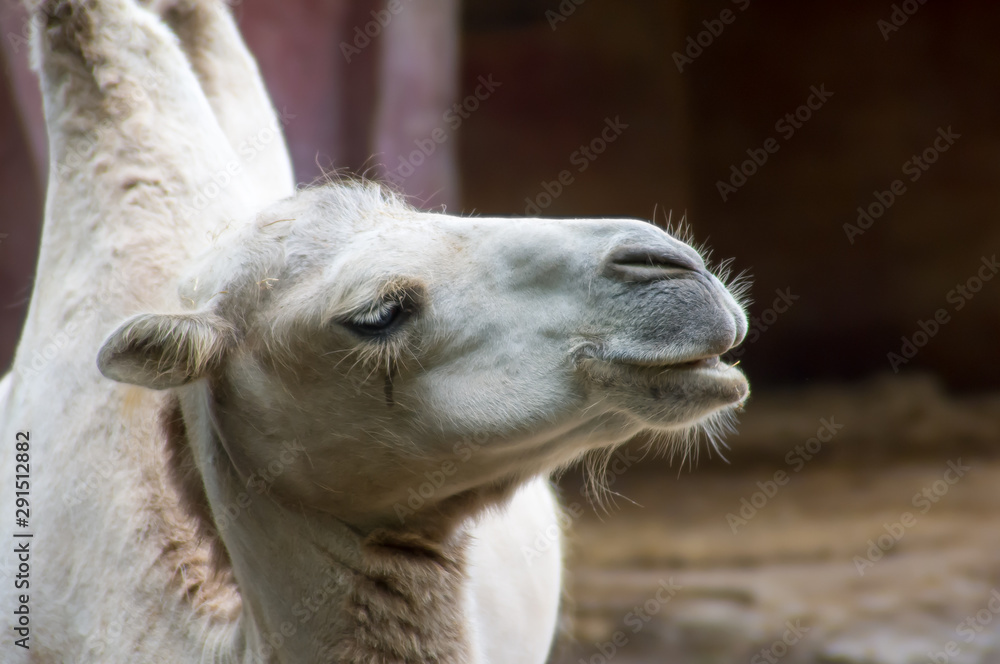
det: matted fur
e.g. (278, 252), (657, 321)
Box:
(330, 530), (474, 663)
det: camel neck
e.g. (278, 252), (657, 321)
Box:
(179, 385), (478, 663)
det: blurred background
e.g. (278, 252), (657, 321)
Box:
(2, 1), (998, 661)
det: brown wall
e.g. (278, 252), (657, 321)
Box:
(458, 0), (1000, 391)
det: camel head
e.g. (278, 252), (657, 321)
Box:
(97, 183), (748, 531)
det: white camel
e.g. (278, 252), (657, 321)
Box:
(0, 1), (749, 661)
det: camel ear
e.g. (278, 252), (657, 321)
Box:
(97, 312), (237, 389)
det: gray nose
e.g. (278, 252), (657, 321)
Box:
(732, 307), (748, 347)
(603, 244), (701, 283)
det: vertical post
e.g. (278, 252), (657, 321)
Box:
(373, 0), (460, 210)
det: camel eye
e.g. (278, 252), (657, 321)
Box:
(344, 301), (407, 337)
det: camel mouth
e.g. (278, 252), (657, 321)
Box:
(616, 354), (724, 371)
(579, 346), (734, 373)
(578, 351), (749, 408)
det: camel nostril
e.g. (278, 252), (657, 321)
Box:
(604, 245), (700, 282)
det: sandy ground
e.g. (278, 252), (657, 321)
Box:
(550, 376), (1000, 664)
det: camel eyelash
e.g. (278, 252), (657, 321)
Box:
(338, 282), (425, 341)
(343, 299), (411, 337)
